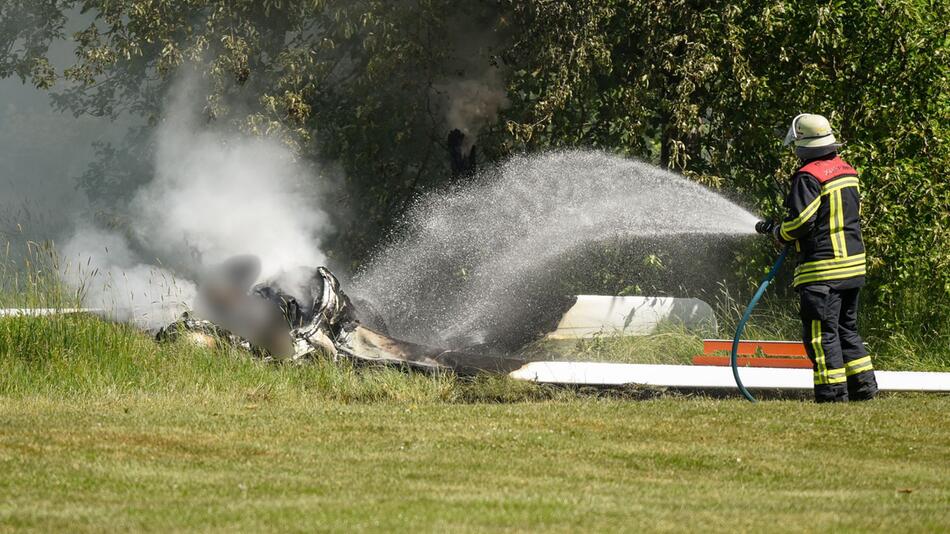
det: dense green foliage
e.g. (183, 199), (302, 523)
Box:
(495, 1), (950, 337)
(0, 1), (947, 341)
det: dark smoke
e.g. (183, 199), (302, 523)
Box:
(432, 6), (510, 156)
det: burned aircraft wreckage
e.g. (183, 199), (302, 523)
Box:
(157, 255), (527, 375)
(158, 130), (533, 375)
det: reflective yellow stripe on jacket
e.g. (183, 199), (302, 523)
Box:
(821, 176), (859, 196)
(779, 196), (821, 242)
(794, 262), (866, 286)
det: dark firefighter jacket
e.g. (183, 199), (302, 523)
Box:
(775, 153), (866, 288)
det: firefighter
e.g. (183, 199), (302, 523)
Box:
(773, 113), (878, 402)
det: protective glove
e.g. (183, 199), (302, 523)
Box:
(771, 225), (786, 249)
(754, 220), (785, 249)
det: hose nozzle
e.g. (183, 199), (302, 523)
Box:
(755, 220), (775, 235)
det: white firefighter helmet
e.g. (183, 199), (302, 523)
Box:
(783, 113), (837, 147)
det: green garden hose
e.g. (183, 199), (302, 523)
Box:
(731, 246), (790, 402)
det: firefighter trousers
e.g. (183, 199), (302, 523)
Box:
(799, 285), (878, 403)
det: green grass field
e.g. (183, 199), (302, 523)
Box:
(1, 314), (949, 532)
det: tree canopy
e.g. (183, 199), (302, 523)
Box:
(1, 0), (948, 334)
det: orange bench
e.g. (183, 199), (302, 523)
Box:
(692, 339), (813, 369)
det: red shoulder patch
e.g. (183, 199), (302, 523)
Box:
(798, 156), (857, 183)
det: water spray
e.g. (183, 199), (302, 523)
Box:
(731, 220), (789, 402)
(354, 150), (760, 346)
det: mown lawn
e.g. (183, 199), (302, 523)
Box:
(1, 315), (948, 532)
(2, 395), (949, 532)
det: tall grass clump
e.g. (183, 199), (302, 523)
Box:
(0, 239), (79, 310)
(0, 312), (564, 403)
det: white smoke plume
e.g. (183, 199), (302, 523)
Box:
(60, 74), (332, 328)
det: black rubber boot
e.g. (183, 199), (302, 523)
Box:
(847, 370), (878, 401)
(814, 383), (849, 403)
